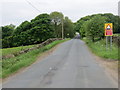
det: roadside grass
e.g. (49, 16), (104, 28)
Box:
(1, 39), (70, 78)
(113, 34), (120, 37)
(2, 45), (36, 57)
(82, 37), (118, 60)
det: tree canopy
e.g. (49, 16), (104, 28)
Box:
(74, 13), (120, 41)
(50, 11), (64, 38)
(2, 12), (75, 48)
(2, 12), (119, 48)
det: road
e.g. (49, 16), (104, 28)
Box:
(2, 38), (118, 88)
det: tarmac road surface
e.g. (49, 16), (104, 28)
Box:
(2, 38), (118, 88)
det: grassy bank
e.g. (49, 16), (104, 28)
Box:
(113, 34), (120, 37)
(2, 39), (70, 78)
(2, 45), (36, 57)
(83, 38), (118, 60)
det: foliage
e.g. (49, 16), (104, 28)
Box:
(2, 14), (54, 48)
(74, 13), (120, 41)
(85, 15), (107, 41)
(50, 11), (64, 38)
(64, 17), (75, 38)
(2, 12), (75, 48)
(102, 13), (120, 33)
(74, 16), (91, 38)
(1, 24), (15, 48)
(2, 24), (15, 39)
(14, 21), (31, 35)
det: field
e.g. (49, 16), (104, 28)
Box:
(1, 39), (69, 78)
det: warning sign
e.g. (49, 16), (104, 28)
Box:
(105, 23), (113, 36)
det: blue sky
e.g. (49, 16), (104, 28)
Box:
(1, 0), (119, 26)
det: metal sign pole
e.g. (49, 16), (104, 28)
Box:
(106, 36), (108, 51)
(110, 36), (112, 50)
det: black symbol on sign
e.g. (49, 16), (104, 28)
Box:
(106, 25), (111, 30)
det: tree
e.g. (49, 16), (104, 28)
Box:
(2, 24), (15, 48)
(64, 17), (75, 38)
(14, 21), (31, 35)
(74, 16), (91, 38)
(74, 13), (120, 41)
(2, 24), (15, 39)
(79, 21), (86, 38)
(102, 13), (120, 33)
(85, 15), (107, 42)
(50, 11), (64, 38)
(112, 16), (120, 33)
(30, 13), (54, 43)
(2, 13), (54, 48)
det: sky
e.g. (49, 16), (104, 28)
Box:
(0, 0), (120, 26)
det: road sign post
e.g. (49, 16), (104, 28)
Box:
(106, 36), (108, 50)
(105, 23), (113, 51)
(110, 36), (112, 50)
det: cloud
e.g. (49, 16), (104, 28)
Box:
(1, 0), (119, 26)
(1, 2), (39, 26)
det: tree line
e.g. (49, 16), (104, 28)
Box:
(74, 13), (120, 42)
(1, 11), (75, 48)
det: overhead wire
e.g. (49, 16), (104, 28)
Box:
(25, 0), (40, 13)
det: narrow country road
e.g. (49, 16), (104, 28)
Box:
(2, 38), (118, 88)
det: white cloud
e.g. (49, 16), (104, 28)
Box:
(1, 0), (119, 26)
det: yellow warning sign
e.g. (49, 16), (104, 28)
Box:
(105, 23), (113, 36)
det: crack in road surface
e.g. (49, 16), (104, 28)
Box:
(2, 39), (118, 88)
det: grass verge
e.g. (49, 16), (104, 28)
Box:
(1, 39), (70, 78)
(2, 45), (36, 57)
(113, 34), (120, 37)
(82, 37), (118, 60)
